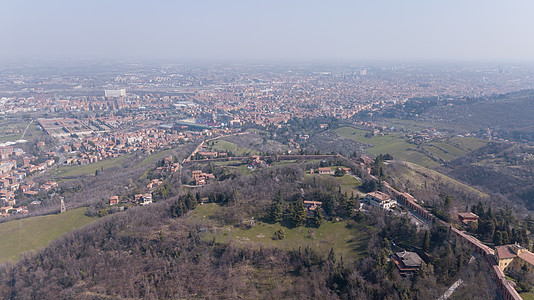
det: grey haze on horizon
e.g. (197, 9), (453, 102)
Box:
(1, 0), (534, 63)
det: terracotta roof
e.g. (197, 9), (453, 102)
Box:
(496, 245), (516, 259)
(518, 251), (534, 266)
(366, 191), (391, 201)
(458, 212), (478, 219)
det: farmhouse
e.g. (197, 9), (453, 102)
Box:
(318, 167), (334, 175)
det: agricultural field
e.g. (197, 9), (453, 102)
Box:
(0, 207), (98, 263)
(187, 203), (371, 261)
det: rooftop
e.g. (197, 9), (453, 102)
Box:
(395, 251), (423, 268)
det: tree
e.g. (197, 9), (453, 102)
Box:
(273, 229), (286, 240)
(443, 195), (452, 211)
(229, 189), (239, 205)
(361, 179), (377, 192)
(290, 197), (307, 227)
(170, 201), (185, 218)
(423, 230), (431, 252)
(184, 191), (197, 210)
(268, 198), (284, 223)
(312, 209), (324, 228)
(334, 168), (346, 177)
(379, 167), (385, 181)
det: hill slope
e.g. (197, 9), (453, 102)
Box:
(0, 207), (97, 263)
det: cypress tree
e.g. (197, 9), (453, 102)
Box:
(312, 208), (324, 228)
(291, 197), (307, 227)
(185, 191), (197, 210)
(423, 230), (431, 252)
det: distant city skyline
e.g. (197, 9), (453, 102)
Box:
(1, 0), (534, 63)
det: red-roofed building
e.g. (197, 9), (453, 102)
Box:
(110, 196), (119, 205)
(458, 212), (479, 225)
(318, 167), (333, 175)
(495, 243), (534, 274)
(303, 201), (322, 215)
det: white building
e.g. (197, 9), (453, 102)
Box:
(364, 191), (397, 210)
(105, 89), (126, 97)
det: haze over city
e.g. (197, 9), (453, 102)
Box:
(3, 1), (534, 300)
(2, 0), (534, 62)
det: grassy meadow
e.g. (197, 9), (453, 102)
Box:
(0, 207), (98, 263)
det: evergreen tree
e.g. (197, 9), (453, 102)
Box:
(290, 197), (307, 227)
(184, 191), (197, 210)
(230, 189), (239, 205)
(493, 231), (503, 246)
(312, 208), (324, 228)
(334, 168), (346, 177)
(423, 230), (431, 252)
(268, 196), (284, 223)
(170, 201), (185, 218)
(273, 228), (286, 240)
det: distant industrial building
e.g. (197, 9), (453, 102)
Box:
(105, 89), (126, 97)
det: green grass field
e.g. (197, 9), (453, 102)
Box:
(0, 207), (98, 263)
(520, 292), (534, 300)
(188, 203), (371, 261)
(54, 155), (131, 177)
(305, 172), (361, 194)
(205, 140), (259, 156)
(393, 161), (489, 198)
(0, 121), (43, 142)
(139, 148), (176, 167)
(335, 127), (439, 167)
(335, 127), (488, 168)
(0, 134), (20, 142)
(422, 137), (487, 162)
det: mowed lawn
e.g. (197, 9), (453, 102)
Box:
(0, 207), (97, 263)
(188, 203), (371, 261)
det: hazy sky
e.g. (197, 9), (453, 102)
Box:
(1, 0), (534, 63)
